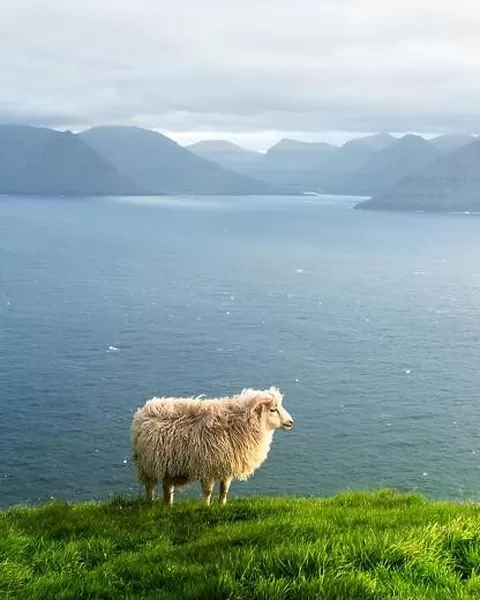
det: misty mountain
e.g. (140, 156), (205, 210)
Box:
(266, 138), (337, 155)
(186, 140), (261, 168)
(264, 138), (337, 169)
(81, 127), (283, 195)
(188, 137), (339, 192)
(341, 134), (440, 195)
(340, 132), (396, 152)
(253, 138), (337, 191)
(188, 133), (439, 194)
(355, 138), (480, 212)
(188, 132), (473, 196)
(187, 132), (437, 194)
(429, 134), (476, 155)
(0, 124), (145, 196)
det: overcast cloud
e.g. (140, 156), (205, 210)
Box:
(2, 0), (480, 148)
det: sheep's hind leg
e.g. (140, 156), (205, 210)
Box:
(219, 478), (232, 505)
(144, 481), (156, 503)
(201, 479), (214, 505)
(163, 481), (174, 506)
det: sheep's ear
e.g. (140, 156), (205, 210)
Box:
(249, 394), (272, 414)
(269, 387), (283, 404)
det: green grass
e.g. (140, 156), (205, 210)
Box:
(3, 490), (480, 599)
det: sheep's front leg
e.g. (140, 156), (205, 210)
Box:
(219, 478), (232, 505)
(163, 481), (174, 506)
(201, 479), (214, 505)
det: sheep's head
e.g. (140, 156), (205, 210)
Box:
(247, 387), (294, 431)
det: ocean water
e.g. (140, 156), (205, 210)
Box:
(1, 194), (480, 507)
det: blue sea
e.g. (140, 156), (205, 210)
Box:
(1, 194), (480, 507)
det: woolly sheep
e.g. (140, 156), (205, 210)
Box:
(131, 387), (294, 505)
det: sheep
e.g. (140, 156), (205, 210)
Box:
(130, 387), (294, 505)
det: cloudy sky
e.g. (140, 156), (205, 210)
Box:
(2, 0), (480, 149)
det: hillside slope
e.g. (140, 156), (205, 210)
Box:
(81, 127), (284, 195)
(189, 133), (475, 196)
(356, 138), (480, 212)
(0, 125), (145, 196)
(3, 490), (480, 599)
(186, 140), (261, 169)
(347, 134), (440, 195)
(188, 133), (445, 195)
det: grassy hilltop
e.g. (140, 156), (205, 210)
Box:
(2, 490), (480, 599)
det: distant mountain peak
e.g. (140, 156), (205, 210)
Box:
(355, 136), (480, 212)
(84, 125), (178, 146)
(430, 133), (476, 154)
(81, 126), (284, 195)
(0, 124), (145, 196)
(342, 132), (396, 152)
(267, 138), (336, 154)
(390, 134), (432, 149)
(188, 139), (258, 156)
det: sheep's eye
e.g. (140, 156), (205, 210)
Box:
(269, 407), (278, 413)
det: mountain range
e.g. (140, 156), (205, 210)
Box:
(355, 137), (480, 212)
(188, 133), (476, 196)
(0, 125), (284, 197)
(1, 124), (479, 210)
(0, 125), (144, 196)
(79, 127), (283, 196)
